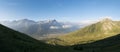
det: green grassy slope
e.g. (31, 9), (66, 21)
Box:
(46, 18), (120, 46)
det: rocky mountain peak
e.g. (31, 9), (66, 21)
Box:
(100, 18), (112, 23)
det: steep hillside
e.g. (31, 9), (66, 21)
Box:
(46, 18), (120, 45)
(0, 24), (49, 52)
(0, 24), (78, 52)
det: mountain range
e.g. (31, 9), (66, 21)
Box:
(0, 19), (82, 39)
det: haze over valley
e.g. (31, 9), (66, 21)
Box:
(0, 19), (84, 39)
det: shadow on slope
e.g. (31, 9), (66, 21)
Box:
(0, 24), (78, 52)
(72, 34), (120, 52)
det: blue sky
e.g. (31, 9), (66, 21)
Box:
(0, 0), (120, 22)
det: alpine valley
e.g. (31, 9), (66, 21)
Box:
(1, 18), (120, 52)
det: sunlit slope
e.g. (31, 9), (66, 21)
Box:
(46, 18), (120, 45)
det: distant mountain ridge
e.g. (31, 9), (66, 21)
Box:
(46, 18), (120, 46)
(0, 19), (81, 39)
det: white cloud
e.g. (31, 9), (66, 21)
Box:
(62, 25), (72, 28)
(50, 26), (59, 29)
(99, 16), (113, 20)
(79, 20), (98, 25)
(78, 16), (113, 25)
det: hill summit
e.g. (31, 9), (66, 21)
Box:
(83, 18), (119, 33)
(46, 18), (120, 46)
(100, 18), (118, 32)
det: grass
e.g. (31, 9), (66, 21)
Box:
(45, 19), (120, 46)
